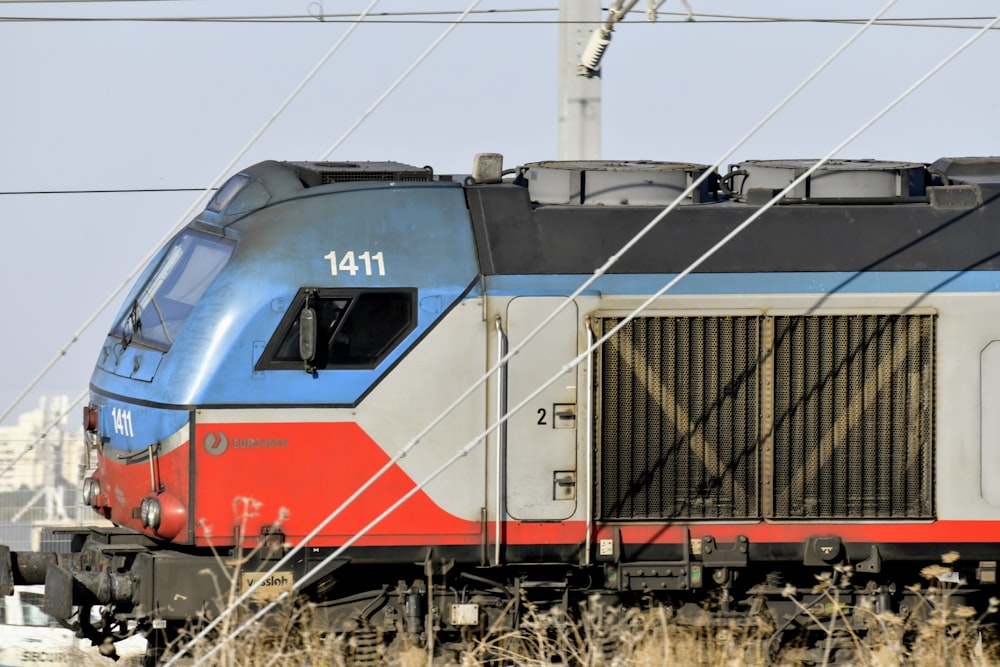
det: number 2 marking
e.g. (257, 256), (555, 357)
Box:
(325, 250), (385, 277)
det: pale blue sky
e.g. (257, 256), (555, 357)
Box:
(1, 1), (998, 420)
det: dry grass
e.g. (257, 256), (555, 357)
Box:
(163, 510), (999, 666)
(161, 560), (999, 667)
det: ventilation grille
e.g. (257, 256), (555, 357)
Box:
(594, 314), (935, 522)
(770, 315), (935, 519)
(286, 161), (434, 187)
(596, 316), (761, 520)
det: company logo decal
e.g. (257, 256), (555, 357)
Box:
(233, 438), (289, 449)
(203, 432), (229, 456)
(203, 432), (289, 456)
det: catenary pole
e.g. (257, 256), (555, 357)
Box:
(558, 0), (602, 159)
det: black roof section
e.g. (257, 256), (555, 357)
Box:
(465, 157), (1000, 276)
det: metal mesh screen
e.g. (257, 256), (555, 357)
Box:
(318, 170), (433, 184)
(594, 313), (935, 522)
(286, 161), (434, 187)
(595, 316), (761, 520)
(770, 315), (935, 519)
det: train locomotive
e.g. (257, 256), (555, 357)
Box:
(4, 152), (1000, 663)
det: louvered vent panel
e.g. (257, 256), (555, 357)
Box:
(596, 316), (761, 520)
(770, 315), (934, 519)
(319, 170), (433, 184)
(286, 161), (434, 187)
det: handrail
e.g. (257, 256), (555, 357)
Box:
(494, 315), (507, 566)
(584, 320), (594, 566)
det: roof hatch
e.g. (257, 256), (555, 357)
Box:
(521, 160), (711, 206)
(725, 159), (928, 202)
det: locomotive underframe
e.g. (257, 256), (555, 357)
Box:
(3, 523), (997, 663)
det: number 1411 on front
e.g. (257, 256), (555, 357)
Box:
(325, 251), (386, 277)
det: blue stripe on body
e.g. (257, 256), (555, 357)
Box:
(484, 271), (1000, 297)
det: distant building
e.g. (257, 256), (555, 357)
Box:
(0, 396), (100, 552)
(0, 395), (84, 494)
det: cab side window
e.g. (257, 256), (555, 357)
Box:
(257, 289), (416, 371)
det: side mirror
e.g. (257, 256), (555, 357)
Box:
(299, 306), (317, 373)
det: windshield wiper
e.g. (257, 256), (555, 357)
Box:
(121, 299), (142, 350)
(147, 294), (173, 346)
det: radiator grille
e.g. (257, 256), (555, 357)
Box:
(594, 313), (935, 522)
(770, 315), (935, 519)
(596, 316), (761, 520)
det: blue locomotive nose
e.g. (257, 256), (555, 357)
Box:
(91, 160), (480, 409)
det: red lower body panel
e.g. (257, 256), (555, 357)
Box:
(95, 420), (1000, 552)
(192, 420), (480, 547)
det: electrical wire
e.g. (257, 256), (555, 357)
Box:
(3, 0), (994, 659)
(0, 187), (213, 195)
(4, 0), (506, 435)
(0, 0), (477, 436)
(0, 1), (382, 430)
(0, 11), (390, 472)
(166, 9), (488, 666)
(0, 6), (554, 23)
(320, 0), (481, 159)
(1, 0), (472, 456)
(0, 0), (199, 3)
(186, 13), (1000, 662)
(169, 2), (905, 663)
(0, 6), (996, 31)
(4, 0), (929, 420)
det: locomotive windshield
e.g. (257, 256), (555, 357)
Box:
(114, 229), (235, 351)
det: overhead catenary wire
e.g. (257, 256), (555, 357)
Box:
(169, 2), (905, 663)
(0, 0), (984, 656)
(0, 4), (391, 506)
(184, 13), (1000, 663)
(0, 0), (988, 658)
(0, 0), (984, 600)
(1, 0), (490, 435)
(0, 0), (198, 3)
(0, 6), (996, 31)
(0, 0), (383, 434)
(319, 0), (481, 160)
(2, 0), (476, 478)
(0, 187), (215, 195)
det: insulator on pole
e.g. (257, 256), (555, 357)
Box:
(578, 28), (611, 77)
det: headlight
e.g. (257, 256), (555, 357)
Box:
(140, 496), (161, 530)
(82, 477), (101, 505)
(139, 492), (186, 540)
